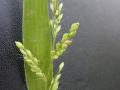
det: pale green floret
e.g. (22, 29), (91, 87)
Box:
(52, 74), (61, 90)
(58, 62), (64, 72)
(58, 3), (63, 12)
(70, 23), (80, 32)
(15, 41), (24, 49)
(52, 0), (57, 12)
(55, 10), (59, 16)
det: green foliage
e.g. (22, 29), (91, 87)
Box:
(16, 0), (79, 90)
(21, 0), (52, 90)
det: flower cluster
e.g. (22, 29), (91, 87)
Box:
(49, 62), (64, 90)
(49, 0), (80, 89)
(50, 0), (63, 48)
(51, 23), (80, 60)
(15, 42), (46, 80)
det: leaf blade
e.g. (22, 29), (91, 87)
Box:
(22, 0), (52, 90)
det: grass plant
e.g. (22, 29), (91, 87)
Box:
(16, 0), (80, 90)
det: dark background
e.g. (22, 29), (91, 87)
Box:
(0, 0), (120, 90)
